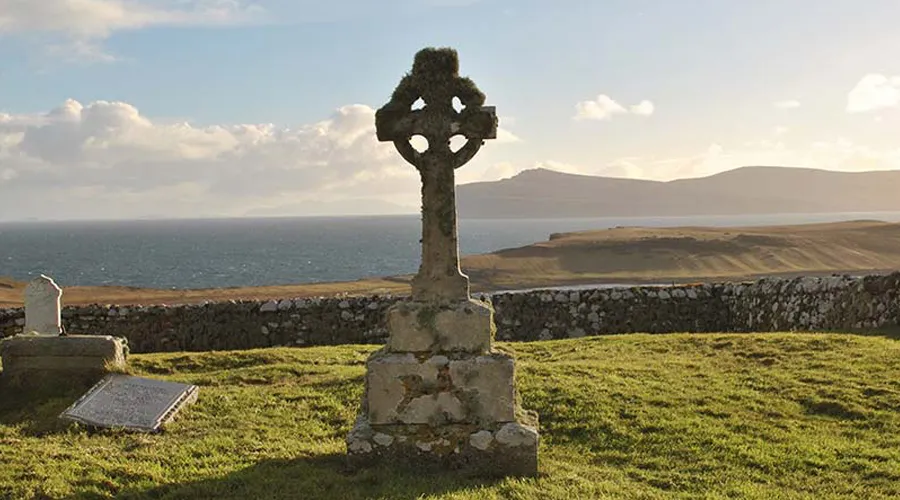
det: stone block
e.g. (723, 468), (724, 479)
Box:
(365, 350), (516, 425)
(386, 299), (494, 353)
(1, 335), (125, 358)
(346, 412), (539, 477)
(0, 335), (128, 387)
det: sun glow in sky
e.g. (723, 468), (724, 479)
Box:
(1, 0), (899, 221)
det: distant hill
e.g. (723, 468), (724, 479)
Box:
(457, 166), (900, 218)
(461, 220), (900, 289)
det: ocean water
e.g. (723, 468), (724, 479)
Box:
(2, 211), (899, 289)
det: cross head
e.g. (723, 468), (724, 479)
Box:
(375, 47), (498, 303)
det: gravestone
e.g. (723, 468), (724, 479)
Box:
(24, 275), (63, 336)
(346, 47), (539, 477)
(0, 275), (128, 387)
(60, 374), (198, 432)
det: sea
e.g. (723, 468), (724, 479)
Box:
(2, 211), (900, 290)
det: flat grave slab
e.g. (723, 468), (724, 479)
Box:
(59, 374), (198, 432)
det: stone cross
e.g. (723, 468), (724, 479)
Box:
(375, 47), (497, 303)
(23, 274), (63, 336)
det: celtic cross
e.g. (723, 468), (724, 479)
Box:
(375, 47), (498, 303)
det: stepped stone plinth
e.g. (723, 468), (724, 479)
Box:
(345, 47), (538, 477)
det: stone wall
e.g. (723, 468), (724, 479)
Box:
(1, 273), (898, 354)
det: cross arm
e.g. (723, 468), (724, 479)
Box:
(458, 105), (497, 141)
(376, 105), (497, 143)
(375, 107), (424, 143)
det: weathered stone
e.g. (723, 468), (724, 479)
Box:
(23, 275), (62, 336)
(0, 335), (127, 387)
(365, 351), (516, 425)
(59, 374), (198, 432)
(495, 422), (539, 448)
(469, 430), (493, 450)
(1, 334), (125, 358)
(346, 415), (539, 477)
(373, 432), (395, 447)
(386, 299), (494, 353)
(375, 47), (497, 303)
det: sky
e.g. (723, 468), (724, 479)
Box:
(1, 0), (900, 221)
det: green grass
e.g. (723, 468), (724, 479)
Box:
(2, 333), (899, 499)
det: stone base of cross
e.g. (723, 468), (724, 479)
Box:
(346, 47), (539, 477)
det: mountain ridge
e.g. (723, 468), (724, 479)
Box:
(457, 166), (900, 218)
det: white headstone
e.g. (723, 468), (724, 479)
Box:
(24, 274), (62, 336)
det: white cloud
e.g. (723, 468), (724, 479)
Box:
(773, 125), (789, 135)
(0, 0), (265, 61)
(457, 161), (520, 184)
(629, 100), (655, 116)
(574, 94), (654, 121)
(495, 127), (522, 143)
(573, 95), (626, 121)
(847, 74), (900, 113)
(774, 100), (800, 109)
(0, 98), (521, 220)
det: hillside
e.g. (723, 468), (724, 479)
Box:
(456, 166), (900, 218)
(3, 220), (900, 307)
(462, 219), (900, 288)
(2, 334), (899, 499)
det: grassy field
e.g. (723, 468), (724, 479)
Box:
(2, 332), (899, 499)
(4, 220), (900, 307)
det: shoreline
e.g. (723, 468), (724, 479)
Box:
(3, 219), (900, 307)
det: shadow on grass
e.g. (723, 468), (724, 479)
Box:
(102, 453), (505, 500)
(0, 378), (92, 436)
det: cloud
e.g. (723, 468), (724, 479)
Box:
(573, 94), (654, 121)
(457, 161), (520, 184)
(0, 98), (521, 220)
(774, 100), (800, 109)
(573, 95), (626, 121)
(773, 125), (789, 135)
(495, 127), (522, 144)
(629, 100), (655, 116)
(847, 74), (900, 113)
(0, 0), (265, 61)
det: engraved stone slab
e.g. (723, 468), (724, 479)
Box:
(24, 275), (62, 336)
(60, 374), (198, 432)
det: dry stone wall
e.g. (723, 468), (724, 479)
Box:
(1, 273), (898, 354)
